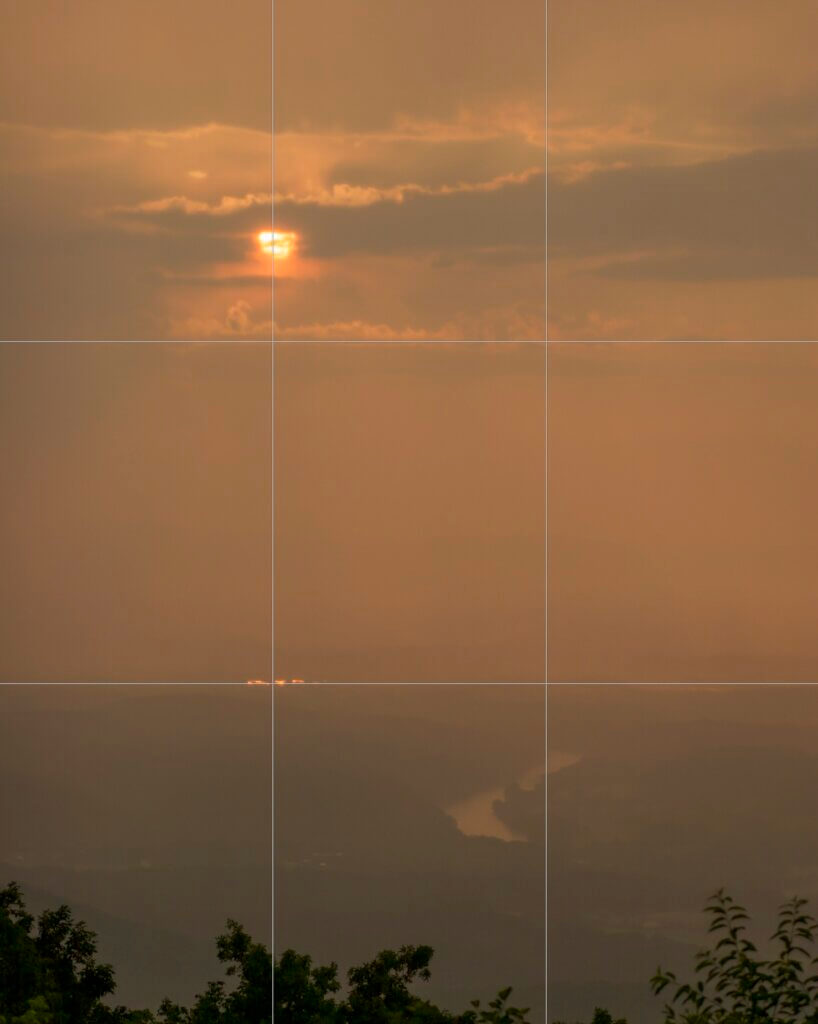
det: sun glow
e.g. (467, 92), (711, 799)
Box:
(258, 229), (297, 260)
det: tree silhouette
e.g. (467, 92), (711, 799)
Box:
(0, 882), (270, 1024)
(273, 949), (340, 1023)
(652, 889), (818, 1023)
(552, 1007), (628, 1024)
(556, 890), (818, 1024)
(0, 881), (116, 1024)
(2, 881), (529, 1024)
(274, 943), (532, 1023)
(157, 920), (272, 1024)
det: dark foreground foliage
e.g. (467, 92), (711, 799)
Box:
(274, 944), (532, 1023)
(1, 881), (531, 1023)
(556, 890), (818, 1024)
(0, 881), (271, 1024)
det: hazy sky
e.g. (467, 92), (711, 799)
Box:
(274, 342), (545, 682)
(549, 343), (818, 682)
(548, 0), (818, 339)
(273, 0), (545, 340)
(0, 1), (271, 339)
(0, 344), (271, 683)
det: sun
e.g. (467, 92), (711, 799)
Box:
(258, 230), (297, 259)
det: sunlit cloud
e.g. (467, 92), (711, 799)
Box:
(273, 0), (543, 340)
(110, 192), (272, 219)
(275, 167), (543, 208)
(547, 0), (818, 338)
(0, 121), (271, 339)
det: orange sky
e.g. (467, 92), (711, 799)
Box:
(0, 2), (271, 340)
(273, 0), (545, 341)
(15, 3), (818, 341)
(0, 3), (547, 341)
(0, 344), (271, 682)
(549, 0), (818, 339)
(275, 342), (545, 682)
(549, 343), (818, 682)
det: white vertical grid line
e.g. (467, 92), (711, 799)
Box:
(270, 0), (276, 1012)
(544, 0), (550, 1019)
